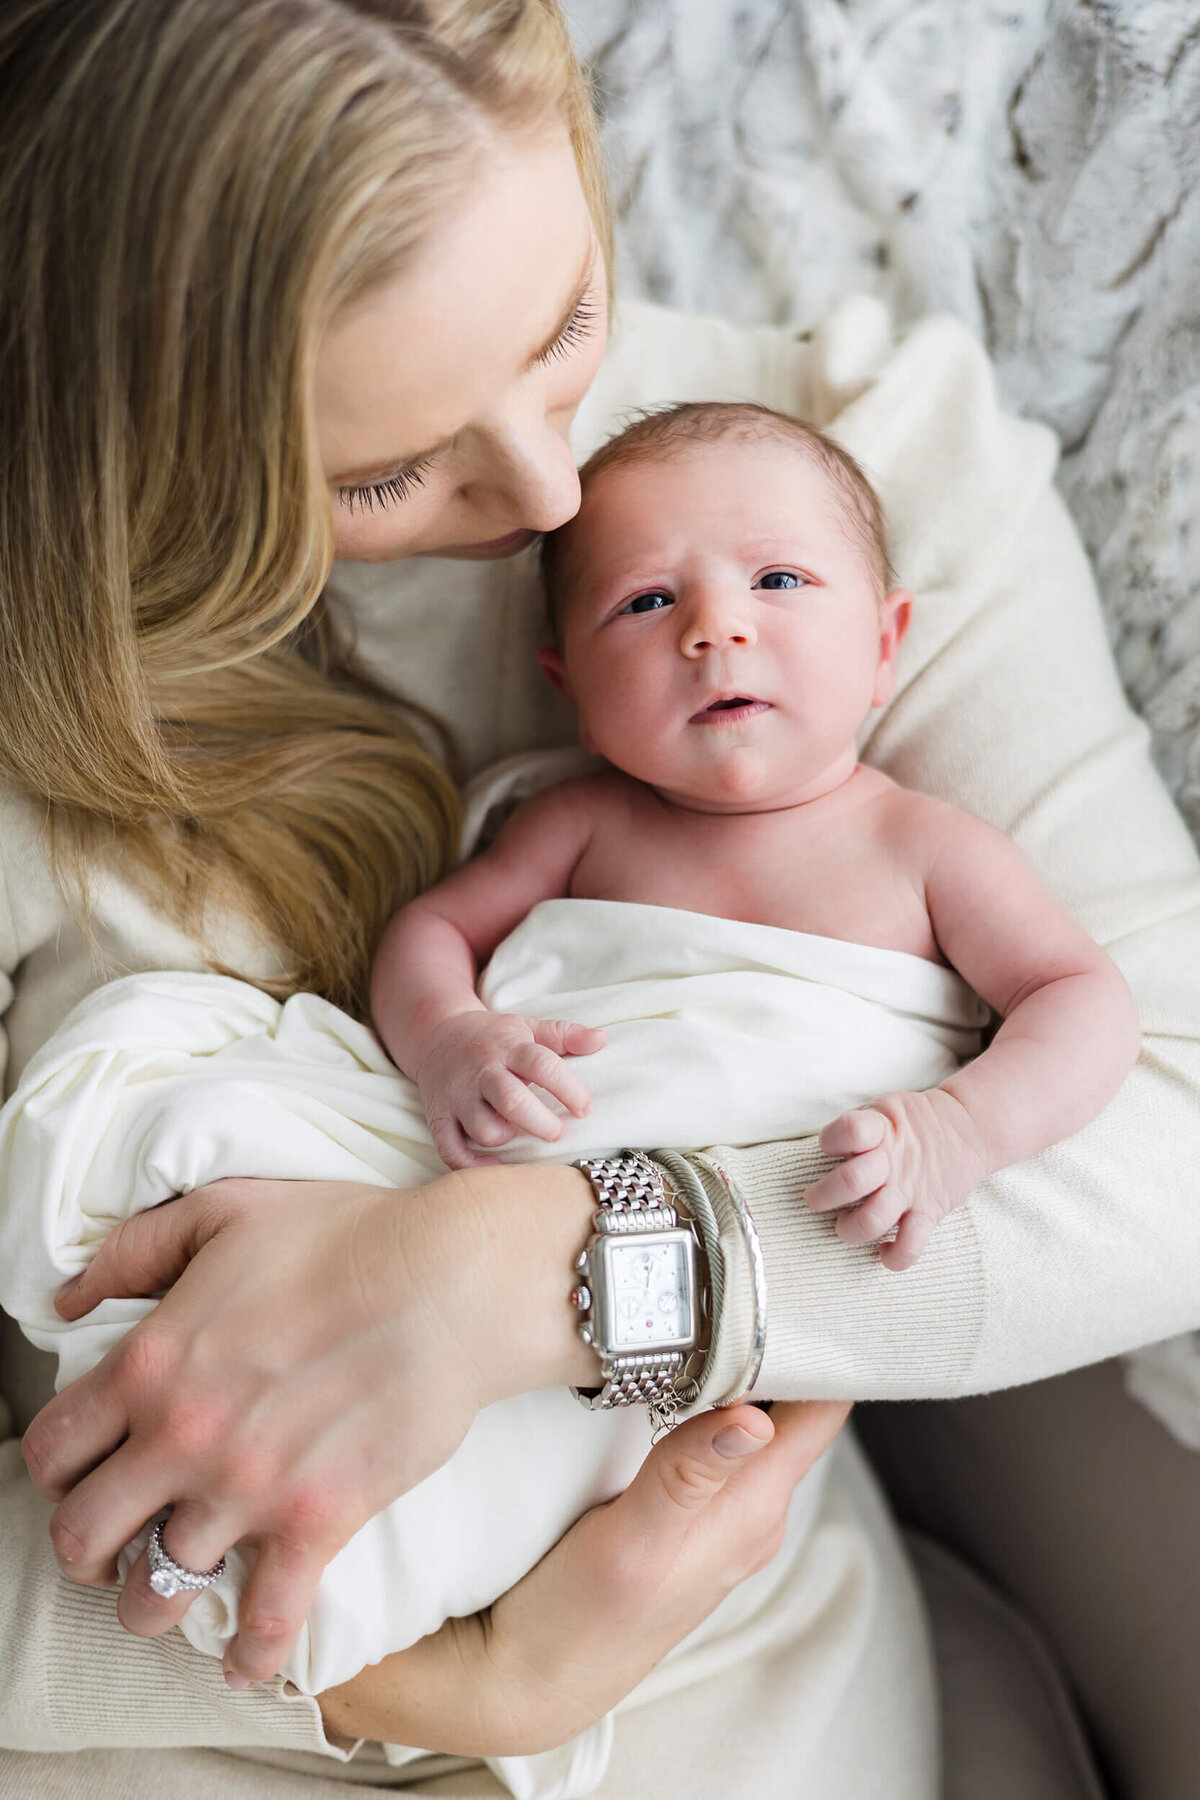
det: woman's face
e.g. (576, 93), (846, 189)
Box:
(315, 126), (606, 563)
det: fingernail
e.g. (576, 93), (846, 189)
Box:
(55, 1274), (83, 1300)
(712, 1425), (766, 1459)
(224, 1667), (253, 1691)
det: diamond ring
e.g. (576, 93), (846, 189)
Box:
(147, 1516), (227, 1598)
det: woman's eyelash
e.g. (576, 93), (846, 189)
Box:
(537, 295), (598, 366)
(338, 457), (435, 514)
(336, 291), (597, 515)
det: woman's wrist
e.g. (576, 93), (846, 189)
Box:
(438, 1161), (601, 1400)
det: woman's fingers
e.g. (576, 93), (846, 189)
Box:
(21, 1359), (130, 1502)
(54, 1182), (243, 1320)
(754, 1398), (854, 1484)
(222, 1535), (333, 1686)
(45, 1434), (178, 1588)
(115, 1501), (237, 1637)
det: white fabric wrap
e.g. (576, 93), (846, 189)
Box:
(0, 897), (982, 1724)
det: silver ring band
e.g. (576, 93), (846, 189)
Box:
(147, 1515), (227, 1598)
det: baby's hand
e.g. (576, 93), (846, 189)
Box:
(803, 1088), (989, 1272)
(414, 1012), (607, 1170)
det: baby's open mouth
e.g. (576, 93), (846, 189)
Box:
(689, 694), (772, 724)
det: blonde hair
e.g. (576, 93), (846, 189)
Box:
(542, 402), (894, 638)
(0, 0), (610, 1017)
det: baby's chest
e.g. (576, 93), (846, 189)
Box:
(571, 814), (944, 964)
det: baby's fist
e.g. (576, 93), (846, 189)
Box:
(804, 1089), (988, 1272)
(415, 1012), (606, 1171)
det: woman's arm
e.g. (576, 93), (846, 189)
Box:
(25, 1166), (600, 1686)
(318, 1398), (848, 1755)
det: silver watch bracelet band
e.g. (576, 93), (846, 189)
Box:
(650, 1149), (767, 1407)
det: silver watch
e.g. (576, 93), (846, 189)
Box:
(569, 1152), (704, 1435)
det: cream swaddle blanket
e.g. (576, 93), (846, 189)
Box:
(0, 895), (985, 1784)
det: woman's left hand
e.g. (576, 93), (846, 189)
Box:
(317, 1396), (851, 1755)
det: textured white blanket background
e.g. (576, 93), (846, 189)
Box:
(563, 0), (1200, 836)
(561, 0), (1200, 1442)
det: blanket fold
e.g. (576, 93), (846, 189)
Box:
(0, 898), (984, 1764)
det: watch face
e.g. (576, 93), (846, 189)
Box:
(606, 1236), (693, 1348)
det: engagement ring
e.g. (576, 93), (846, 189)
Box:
(147, 1515), (227, 1597)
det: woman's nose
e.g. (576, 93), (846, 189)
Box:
(461, 412), (582, 534)
(679, 594), (758, 657)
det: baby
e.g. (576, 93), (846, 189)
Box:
(372, 402), (1140, 1270)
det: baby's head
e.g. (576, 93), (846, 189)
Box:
(538, 402), (911, 811)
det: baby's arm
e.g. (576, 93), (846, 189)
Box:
(805, 801), (1142, 1270)
(371, 780), (608, 1169)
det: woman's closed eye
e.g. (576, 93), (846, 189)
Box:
(336, 294), (601, 514)
(337, 455), (440, 515)
(536, 294), (599, 368)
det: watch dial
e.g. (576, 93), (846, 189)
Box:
(610, 1240), (690, 1347)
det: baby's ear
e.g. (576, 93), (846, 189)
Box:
(536, 645), (572, 702)
(871, 588), (913, 708)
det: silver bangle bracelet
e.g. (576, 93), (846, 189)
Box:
(649, 1147), (767, 1405)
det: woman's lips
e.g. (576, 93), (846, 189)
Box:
(689, 697), (772, 726)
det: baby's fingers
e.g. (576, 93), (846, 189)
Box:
(508, 1041), (594, 1120)
(878, 1210), (933, 1273)
(835, 1185), (905, 1247)
(428, 1111), (486, 1170)
(819, 1108), (887, 1158)
(478, 1066), (566, 1144)
(804, 1146), (890, 1212)
(530, 1019), (607, 1058)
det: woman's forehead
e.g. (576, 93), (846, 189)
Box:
(314, 128), (594, 483)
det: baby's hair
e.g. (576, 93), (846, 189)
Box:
(541, 401), (895, 637)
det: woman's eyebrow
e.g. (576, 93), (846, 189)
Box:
(329, 247), (598, 491)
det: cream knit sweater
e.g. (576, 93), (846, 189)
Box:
(2, 296), (1198, 1793)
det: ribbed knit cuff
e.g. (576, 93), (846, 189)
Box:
(708, 1137), (987, 1399)
(41, 1576), (353, 1757)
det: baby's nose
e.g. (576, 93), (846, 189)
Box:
(680, 598), (756, 655)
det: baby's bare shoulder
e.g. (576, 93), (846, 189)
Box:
(870, 783), (1018, 892)
(506, 769), (643, 839)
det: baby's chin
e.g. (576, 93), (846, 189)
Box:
(651, 761), (797, 814)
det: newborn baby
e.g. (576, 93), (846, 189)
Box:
(373, 401), (1139, 1270)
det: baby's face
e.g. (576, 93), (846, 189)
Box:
(541, 440), (909, 812)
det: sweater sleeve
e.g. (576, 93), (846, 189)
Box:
(0, 800), (349, 1757)
(660, 301), (1200, 1404)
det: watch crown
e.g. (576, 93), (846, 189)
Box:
(570, 1284), (591, 1311)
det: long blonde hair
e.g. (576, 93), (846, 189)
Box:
(0, 0), (610, 1017)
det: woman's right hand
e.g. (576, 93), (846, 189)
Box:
(21, 1164), (602, 1686)
(318, 1398), (852, 1755)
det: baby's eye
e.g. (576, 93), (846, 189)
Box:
(620, 590), (674, 615)
(754, 570), (804, 590)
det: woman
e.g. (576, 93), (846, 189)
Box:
(3, 1), (1199, 1796)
